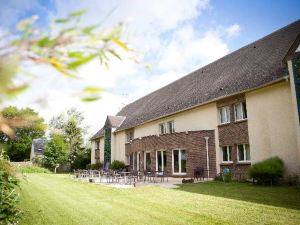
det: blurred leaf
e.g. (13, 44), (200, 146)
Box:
(112, 38), (131, 51)
(107, 49), (121, 60)
(67, 52), (84, 58)
(37, 37), (56, 47)
(67, 53), (97, 69)
(48, 58), (77, 78)
(69, 10), (86, 17)
(82, 25), (98, 34)
(54, 18), (70, 23)
(5, 84), (28, 97)
(81, 96), (100, 102)
(83, 87), (105, 93)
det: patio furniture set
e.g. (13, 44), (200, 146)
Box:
(73, 169), (169, 186)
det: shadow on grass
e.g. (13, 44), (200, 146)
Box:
(176, 181), (300, 210)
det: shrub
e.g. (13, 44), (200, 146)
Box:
(32, 155), (44, 166)
(249, 156), (284, 185)
(17, 164), (50, 174)
(222, 168), (232, 182)
(110, 160), (126, 171)
(0, 159), (22, 224)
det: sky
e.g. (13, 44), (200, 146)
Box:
(0, 0), (299, 137)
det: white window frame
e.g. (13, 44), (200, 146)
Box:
(221, 146), (233, 163)
(144, 151), (151, 170)
(156, 150), (166, 172)
(172, 149), (187, 175)
(234, 101), (247, 121)
(126, 131), (134, 143)
(237, 144), (251, 163)
(166, 121), (175, 134)
(218, 106), (230, 124)
(137, 152), (141, 171)
(159, 123), (166, 135)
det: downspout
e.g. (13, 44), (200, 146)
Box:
(205, 137), (210, 178)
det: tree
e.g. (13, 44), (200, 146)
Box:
(0, 106), (46, 161)
(49, 108), (89, 169)
(43, 134), (68, 171)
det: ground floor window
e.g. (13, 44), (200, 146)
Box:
(144, 152), (151, 171)
(237, 144), (251, 162)
(221, 146), (232, 163)
(133, 152), (137, 170)
(172, 149), (187, 175)
(156, 150), (167, 172)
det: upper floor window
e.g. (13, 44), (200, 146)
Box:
(218, 106), (230, 124)
(126, 130), (134, 143)
(167, 121), (175, 134)
(159, 123), (166, 135)
(234, 101), (247, 121)
(237, 144), (251, 162)
(221, 146), (232, 163)
(96, 140), (100, 149)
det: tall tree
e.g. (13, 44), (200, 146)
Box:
(0, 106), (46, 161)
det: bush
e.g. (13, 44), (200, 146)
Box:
(17, 164), (50, 174)
(222, 168), (232, 182)
(249, 156), (284, 185)
(87, 162), (103, 170)
(110, 160), (126, 171)
(32, 155), (44, 166)
(0, 159), (22, 224)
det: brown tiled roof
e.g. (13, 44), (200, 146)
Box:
(114, 20), (300, 132)
(91, 116), (125, 140)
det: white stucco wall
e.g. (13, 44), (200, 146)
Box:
(246, 81), (300, 174)
(111, 131), (126, 163)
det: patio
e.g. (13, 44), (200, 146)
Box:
(73, 170), (212, 188)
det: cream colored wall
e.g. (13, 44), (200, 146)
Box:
(111, 131), (126, 163)
(90, 137), (104, 164)
(246, 81), (300, 174)
(131, 102), (221, 173)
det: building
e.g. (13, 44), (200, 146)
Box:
(30, 138), (47, 160)
(91, 20), (300, 178)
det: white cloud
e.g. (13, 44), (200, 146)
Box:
(2, 0), (239, 137)
(226, 24), (241, 38)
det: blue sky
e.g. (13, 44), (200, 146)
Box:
(1, 0), (299, 135)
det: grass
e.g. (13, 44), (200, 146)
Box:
(19, 174), (300, 225)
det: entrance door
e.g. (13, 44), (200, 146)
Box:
(156, 150), (167, 172)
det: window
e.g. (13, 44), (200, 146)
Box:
(96, 140), (100, 149)
(133, 152), (137, 170)
(234, 101), (247, 121)
(221, 146), (232, 163)
(144, 152), (151, 171)
(237, 144), (251, 162)
(172, 149), (187, 175)
(167, 121), (175, 133)
(126, 130), (134, 143)
(218, 106), (230, 124)
(156, 150), (167, 172)
(159, 123), (166, 135)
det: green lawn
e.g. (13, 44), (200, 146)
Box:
(19, 174), (300, 225)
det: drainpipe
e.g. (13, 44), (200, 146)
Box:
(204, 137), (210, 179)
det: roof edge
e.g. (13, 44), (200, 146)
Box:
(115, 76), (288, 133)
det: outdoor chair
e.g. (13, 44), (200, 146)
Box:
(194, 166), (205, 180)
(157, 170), (168, 183)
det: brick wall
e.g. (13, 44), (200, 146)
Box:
(125, 130), (216, 178)
(217, 94), (251, 179)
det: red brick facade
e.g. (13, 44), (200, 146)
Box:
(217, 94), (251, 179)
(125, 131), (216, 178)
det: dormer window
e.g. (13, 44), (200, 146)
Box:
(159, 123), (166, 135)
(126, 130), (134, 143)
(167, 121), (175, 133)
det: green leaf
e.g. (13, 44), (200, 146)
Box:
(36, 37), (56, 47)
(67, 54), (98, 69)
(81, 96), (100, 102)
(112, 38), (131, 51)
(83, 87), (106, 93)
(5, 84), (28, 97)
(54, 18), (70, 23)
(69, 10), (86, 17)
(67, 52), (84, 58)
(82, 25), (98, 34)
